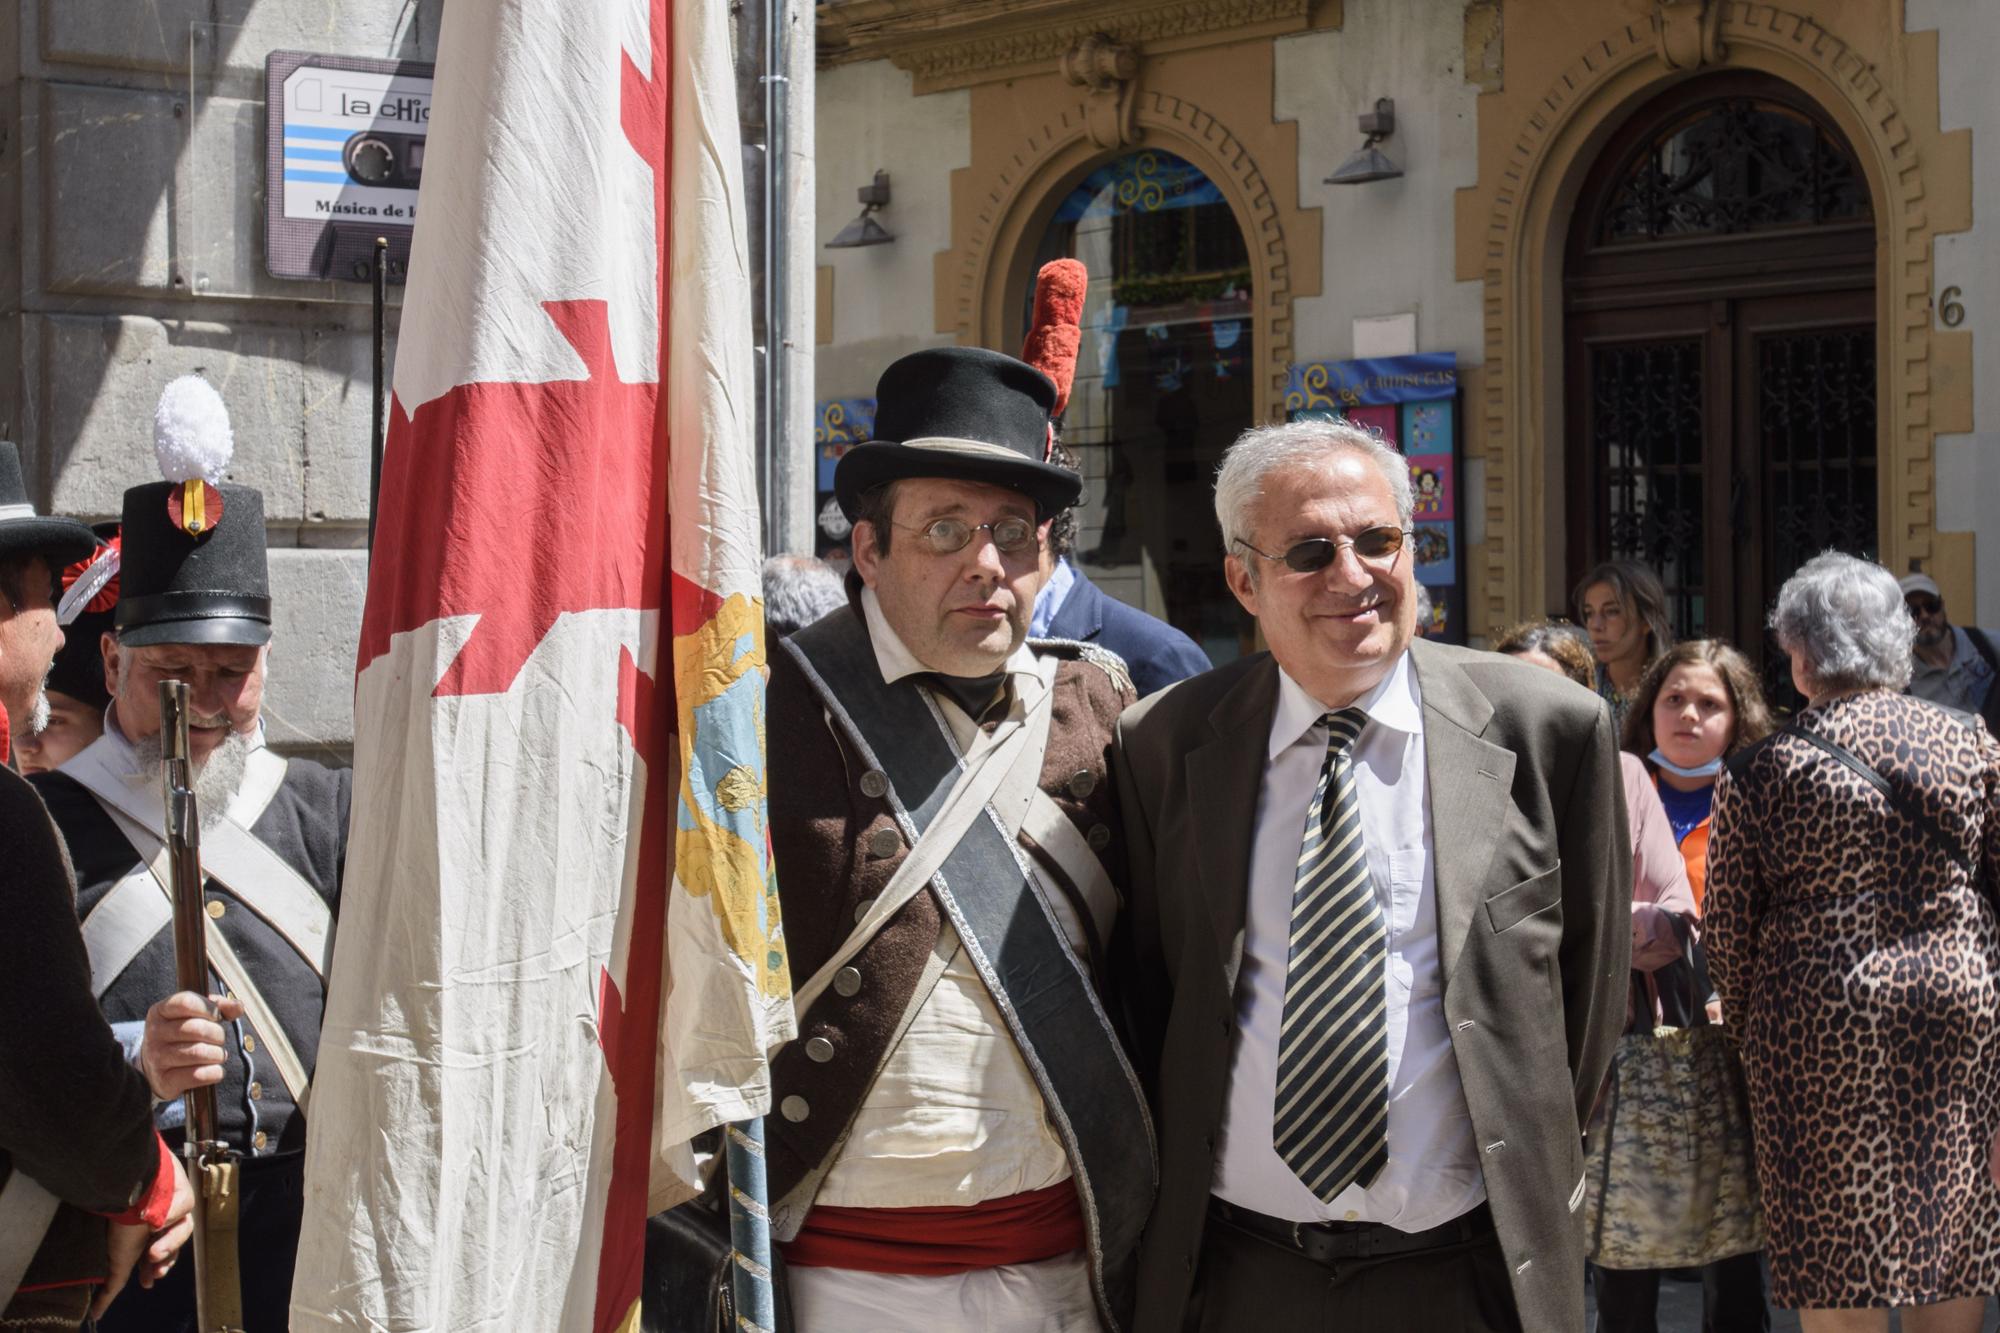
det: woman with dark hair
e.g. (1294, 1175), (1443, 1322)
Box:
(1575, 561), (1676, 733)
(1706, 553), (2000, 1332)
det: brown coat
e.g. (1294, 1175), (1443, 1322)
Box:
(762, 616), (1136, 1230)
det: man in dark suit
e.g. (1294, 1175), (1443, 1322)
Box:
(1114, 419), (1630, 1331)
(1032, 503), (1210, 697)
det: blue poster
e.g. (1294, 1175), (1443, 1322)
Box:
(814, 397), (876, 491)
(1285, 351), (1456, 413)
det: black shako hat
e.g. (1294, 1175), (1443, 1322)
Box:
(116, 482), (271, 646)
(116, 375), (270, 647)
(0, 442), (97, 569)
(834, 346), (1083, 521)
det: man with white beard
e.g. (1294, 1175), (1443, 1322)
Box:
(30, 377), (351, 1333)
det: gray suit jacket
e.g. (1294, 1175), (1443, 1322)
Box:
(1112, 639), (1631, 1332)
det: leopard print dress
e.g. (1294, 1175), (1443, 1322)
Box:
(1705, 690), (2000, 1308)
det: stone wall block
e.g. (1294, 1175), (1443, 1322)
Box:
(263, 547), (365, 752)
(300, 325), (396, 524)
(39, 314), (309, 521)
(41, 0), (207, 74)
(40, 82), (177, 296)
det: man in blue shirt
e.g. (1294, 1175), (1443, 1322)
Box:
(1032, 504), (1210, 698)
(1900, 573), (2000, 733)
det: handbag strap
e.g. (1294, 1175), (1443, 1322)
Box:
(1783, 719), (1972, 873)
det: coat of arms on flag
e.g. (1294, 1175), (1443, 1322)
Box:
(291, 1), (793, 1329)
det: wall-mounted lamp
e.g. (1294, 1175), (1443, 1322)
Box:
(1324, 98), (1404, 185)
(826, 170), (895, 249)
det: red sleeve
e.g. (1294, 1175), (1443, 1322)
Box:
(98, 1134), (176, 1230)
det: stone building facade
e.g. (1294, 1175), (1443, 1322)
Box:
(1, 2), (443, 759)
(813, 0), (2000, 687)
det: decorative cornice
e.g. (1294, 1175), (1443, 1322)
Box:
(818, 0), (1318, 92)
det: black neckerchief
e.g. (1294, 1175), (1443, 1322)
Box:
(922, 669), (1008, 726)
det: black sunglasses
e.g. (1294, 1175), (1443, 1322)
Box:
(1234, 525), (1412, 574)
(1906, 596), (1942, 615)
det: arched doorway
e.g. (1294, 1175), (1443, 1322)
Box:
(1563, 72), (1876, 703)
(1029, 149), (1256, 663)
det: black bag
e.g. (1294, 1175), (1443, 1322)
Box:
(641, 1149), (795, 1333)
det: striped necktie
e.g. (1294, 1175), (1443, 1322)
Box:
(1272, 706), (1390, 1204)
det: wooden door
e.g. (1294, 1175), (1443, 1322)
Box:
(1564, 72), (1876, 703)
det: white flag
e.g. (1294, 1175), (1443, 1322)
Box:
(291, 0), (793, 1327)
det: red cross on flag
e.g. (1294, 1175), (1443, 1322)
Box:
(291, 1), (793, 1328)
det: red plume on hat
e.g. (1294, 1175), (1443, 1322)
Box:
(1021, 259), (1087, 420)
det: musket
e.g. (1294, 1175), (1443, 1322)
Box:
(160, 681), (245, 1333)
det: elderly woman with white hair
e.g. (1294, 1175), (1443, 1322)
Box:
(1704, 551), (2000, 1333)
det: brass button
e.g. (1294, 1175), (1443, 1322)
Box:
(780, 1095), (810, 1123)
(859, 770), (889, 799)
(853, 897), (876, 925)
(1086, 824), (1112, 851)
(1344, 1209), (1359, 1221)
(206, 899), (225, 919)
(243, 1036), (257, 1053)
(868, 827), (901, 858)
(805, 1037), (834, 1063)
(833, 966), (863, 998)
(252, 1131), (268, 1152)
(248, 1082), (262, 1100)
(1067, 770), (1098, 799)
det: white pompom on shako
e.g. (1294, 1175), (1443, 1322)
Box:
(152, 374), (235, 485)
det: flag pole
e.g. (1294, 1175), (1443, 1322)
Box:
(369, 235), (388, 553)
(726, 1119), (778, 1333)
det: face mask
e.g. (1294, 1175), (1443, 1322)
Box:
(1650, 747), (1723, 780)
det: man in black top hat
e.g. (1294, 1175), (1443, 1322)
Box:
(30, 377), (351, 1333)
(750, 345), (1153, 1331)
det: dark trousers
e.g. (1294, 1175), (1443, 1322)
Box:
(95, 1153), (305, 1333)
(1590, 1252), (1768, 1333)
(1188, 1206), (1524, 1332)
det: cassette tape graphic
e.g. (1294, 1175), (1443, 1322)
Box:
(265, 51), (435, 284)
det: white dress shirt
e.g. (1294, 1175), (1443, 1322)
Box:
(1211, 651), (1486, 1230)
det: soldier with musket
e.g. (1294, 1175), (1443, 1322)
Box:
(31, 377), (351, 1332)
(761, 341), (1154, 1331)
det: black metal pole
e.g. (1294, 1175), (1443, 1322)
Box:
(370, 236), (388, 553)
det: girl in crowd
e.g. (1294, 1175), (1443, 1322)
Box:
(1574, 561), (1675, 733)
(1619, 638), (1774, 1333)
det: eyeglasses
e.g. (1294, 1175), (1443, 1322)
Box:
(1233, 525), (1412, 574)
(1906, 596), (1942, 615)
(894, 515), (1041, 556)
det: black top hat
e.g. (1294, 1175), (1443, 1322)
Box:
(0, 442), (98, 570)
(48, 522), (119, 710)
(834, 346), (1083, 520)
(116, 482), (271, 646)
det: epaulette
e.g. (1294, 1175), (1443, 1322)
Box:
(1029, 636), (1135, 697)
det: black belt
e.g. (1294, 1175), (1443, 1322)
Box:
(1208, 1197), (1493, 1267)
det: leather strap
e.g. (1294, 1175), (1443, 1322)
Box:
(66, 738), (332, 977)
(780, 613), (1154, 1330)
(788, 665), (1056, 1017)
(1783, 719), (1973, 873)
(0, 1170), (61, 1309)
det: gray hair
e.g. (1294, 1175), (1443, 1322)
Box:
(1768, 550), (1914, 693)
(762, 554), (848, 637)
(1213, 419), (1414, 553)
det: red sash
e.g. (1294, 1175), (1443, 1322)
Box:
(781, 1179), (1086, 1276)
